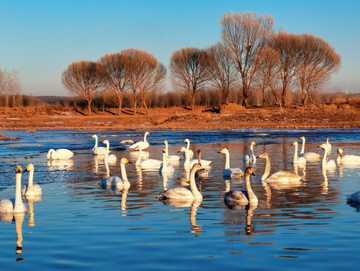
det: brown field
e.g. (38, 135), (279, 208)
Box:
(1, 103), (360, 132)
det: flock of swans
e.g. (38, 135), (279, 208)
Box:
(1, 132), (360, 221)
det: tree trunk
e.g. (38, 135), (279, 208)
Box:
(143, 99), (149, 115)
(191, 95), (196, 110)
(133, 97), (137, 115)
(118, 94), (122, 115)
(87, 100), (92, 116)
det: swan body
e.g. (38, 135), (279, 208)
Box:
(91, 135), (107, 155)
(337, 149), (360, 165)
(319, 144), (336, 169)
(0, 166), (27, 213)
(21, 164), (42, 196)
(159, 150), (175, 174)
(258, 152), (303, 185)
(163, 140), (181, 161)
(219, 148), (244, 178)
(102, 140), (117, 162)
(243, 142), (257, 165)
(291, 141), (307, 164)
(47, 149), (74, 160)
(129, 132), (150, 150)
(101, 158), (131, 189)
(157, 163), (203, 200)
(298, 136), (321, 161)
(183, 139), (194, 159)
(223, 167), (258, 205)
(136, 147), (162, 168)
(347, 191), (360, 203)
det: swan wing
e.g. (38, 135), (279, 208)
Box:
(223, 190), (249, 204)
(158, 187), (194, 199)
(0, 199), (14, 213)
(265, 171), (303, 184)
(56, 149), (74, 159)
(348, 191), (360, 203)
(93, 147), (107, 155)
(101, 176), (123, 187)
(223, 168), (244, 178)
(301, 152), (320, 161)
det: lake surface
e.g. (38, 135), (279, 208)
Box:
(1, 128), (360, 270)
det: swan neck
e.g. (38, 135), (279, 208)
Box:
(94, 136), (98, 148)
(144, 133), (148, 143)
(336, 154), (341, 165)
(135, 148), (142, 165)
(14, 213), (24, 252)
(322, 148), (327, 165)
(224, 151), (230, 169)
(165, 143), (169, 158)
(120, 163), (128, 182)
(245, 173), (258, 203)
(184, 150), (190, 167)
(186, 140), (190, 151)
(14, 172), (23, 212)
(104, 142), (110, 160)
(162, 153), (168, 168)
(189, 167), (202, 199)
(300, 138), (305, 154)
(293, 144), (298, 162)
(28, 168), (34, 188)
(262, 156), (271, 181)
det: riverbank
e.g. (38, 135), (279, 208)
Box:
(1, 103), (360, 131)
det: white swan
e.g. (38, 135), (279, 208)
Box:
(0, 166), (27, 213)
(47, 149), (74, 160)
(298, 136), (321, 161)
(163, 140), (181, 161)
(183, 138), (194, 159)
(336, 149), (360, 164)
(129, 132), (150, 150)
(159, 150), (175, 174)
(179, 147), (211, 169)
(291, 141), (307, 164)
(243, 142), (257, 165)
(21, 164), (42, 196)
(347, 191), (360, 203)
(318, 143), (336, 169)
(101, 158), (131, 189)
(195, 150), (209, 177)
(223, 167), (258, 205)
(258, 152), (303, 185)
(91, 134), (107, 155)
(102, 140), (117, 163)
(136, 146), (162, 168)
(157, 163), (203, 200)
(219, 148), (244, 178)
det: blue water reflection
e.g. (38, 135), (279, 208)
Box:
(0, 128), (360, 270)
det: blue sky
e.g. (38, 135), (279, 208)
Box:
(0, 0), (359, 96)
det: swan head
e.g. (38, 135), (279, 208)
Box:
(163, 140), (168, 145)
(25, 163), (34, 172)
(16, 165), (22, 174)
(257, 152), (268, 159)
(120, 158), (130, 164)
(191, 163), (203, 171)
(218, 148), (228, 154)
(163, 149), (167, 153)
(178, 147), (187, 153)
(91, 135), (97, 139)
(318, 143), (327, 151)
(183, 138), (190, 143)
(245, 167), (255, 176)
(145, 132), (150, 136)
(251, 142), (256, 146)
(46, 149), (55, 160)
(292, 141), (298, 146)
(337, 148), (343, 156)
(299, 136), (305, 140)
(102, 140), (110, 145)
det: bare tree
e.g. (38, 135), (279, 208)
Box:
(7, 70), (22, 107)
(296, 33), (341, 105)
(219, 11), (274, 108)
(99, 53), (128, 115)
(207, 43), (238, 105)
(121, 48), (166, 115)
(170, 47), (212, 110)
(270, 31), (301, 106)
(61, 60), (105, 116)
(257, 46), (283, 107)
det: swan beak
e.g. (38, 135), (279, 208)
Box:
(318, 144), (323, 148)
(177, 149), (182, 153)
(251, 172), (255, 176)
(128, 161), (132, 164)
(218, 150), (223, 153)
(163, 141), (166, 144)
(163, 149), (166, 153)
(292, 141), (296, 145)
(102, 140), (105, 144)
(91, 135), (95, 138)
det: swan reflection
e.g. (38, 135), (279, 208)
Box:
(47, 159), (74, 170)
(25, 194), (41, 227)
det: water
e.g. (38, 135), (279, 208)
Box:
(1, 128), (360, 270)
